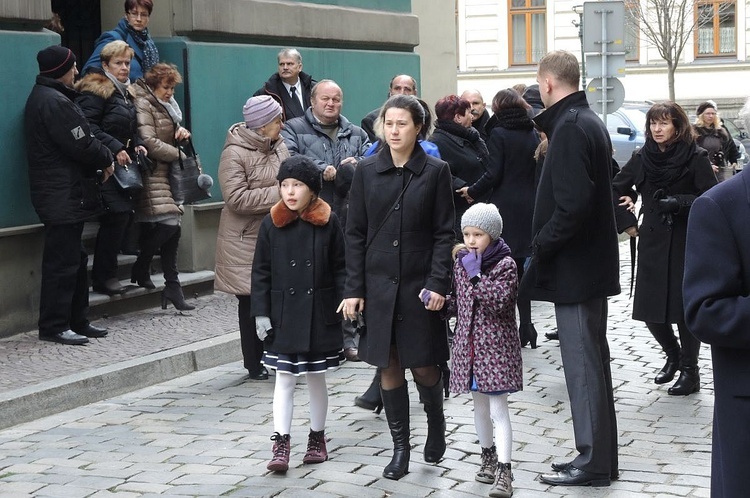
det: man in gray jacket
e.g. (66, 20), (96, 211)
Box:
(281, 79), (370, 361)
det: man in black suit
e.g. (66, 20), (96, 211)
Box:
(684, 158), (750, 498)
(254, 48), (316, 121)
(522, 50), (621, 487)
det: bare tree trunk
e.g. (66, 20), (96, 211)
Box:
(667, 63), (676, 102)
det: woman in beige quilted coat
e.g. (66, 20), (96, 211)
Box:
(132, 62), (195, 310)
(215, 95), (289, 380)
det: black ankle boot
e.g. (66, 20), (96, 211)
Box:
(416, 375), (446, 463)
(440, 362), (451, 399)
(520, 323), (538, 349)
(381, 383), (410, 480)
(668, 365), (700, 395)
(355, 369), (383, 414)
(162, 282), (196, 311)
(130, 260), (155, 289)
(655, 346), (680, 384)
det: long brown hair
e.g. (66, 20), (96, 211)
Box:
(645, 102), (696, 146)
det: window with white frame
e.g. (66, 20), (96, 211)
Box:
(695, 0), (736, 57)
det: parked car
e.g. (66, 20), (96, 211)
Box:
(598, 103), (649, 166)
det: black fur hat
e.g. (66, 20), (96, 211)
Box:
(276, 155), (322, 194)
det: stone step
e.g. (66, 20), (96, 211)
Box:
(89, 270), (215, 318)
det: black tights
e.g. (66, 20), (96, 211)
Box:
(646, 321), (700, 367)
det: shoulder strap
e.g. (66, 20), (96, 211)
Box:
(365, 172), (414, 250)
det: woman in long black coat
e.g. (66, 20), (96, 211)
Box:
(459, 89), (540, 348)
(429, 94), (489, 239)
(340, 95), (454, 481)
(613, 101), (716, 395)
(76, 40), (146, 295)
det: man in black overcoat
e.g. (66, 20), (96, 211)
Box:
(25, 45), (115, 345)
(522, 50), (621, 486)
(684, 166), (750, 498)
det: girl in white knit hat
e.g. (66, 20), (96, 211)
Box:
(445, 202), (523, 498)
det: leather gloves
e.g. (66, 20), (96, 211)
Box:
(461, 250), (482, 278)
(256, 316), (272, 341)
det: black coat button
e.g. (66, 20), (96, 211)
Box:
(391, 277), (399, 284)
(307, 288), (313, 295)
(396, 314), (403, 321)
(290, 260), (297, 266)
(393, 240), (399, 247)
(289, 288), (296, 295)
(305, 260), (312, 266)
(396, 169), (403, 176)
(394, 203), (400, 211)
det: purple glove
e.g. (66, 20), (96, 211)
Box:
(461, 250), (482, 278)
(420, 289), (431, 306)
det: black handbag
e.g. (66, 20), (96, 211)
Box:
(169, 138), (211, 204)
(112, 157), (143, 192)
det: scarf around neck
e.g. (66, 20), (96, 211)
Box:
(457, 238), (512, 275)
(126, 22), (159, 72)
(435, 120), (490, 165)
(494, 107), (534, 130)
(641, 139), (693, 188)
(104, 71), (130, 98)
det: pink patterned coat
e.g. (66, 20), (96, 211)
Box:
(447, 256), (523, 395)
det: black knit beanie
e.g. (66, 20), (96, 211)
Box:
(277, 156), (323, 195)
(37, 45), (76, 79)
(696, 101), (716, 116)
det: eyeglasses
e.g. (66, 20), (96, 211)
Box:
(127, 11), (150, 19)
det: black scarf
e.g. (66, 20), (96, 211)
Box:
(435, 120), (490, 165)
(126, 23), (159, 72)
(641, 139), (693, 188)
(494, 108), (534, 131)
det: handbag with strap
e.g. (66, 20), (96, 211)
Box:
(169, 137), (211, 204)
(112, 156), (144, 192)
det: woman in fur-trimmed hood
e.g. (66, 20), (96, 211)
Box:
(75, 40), (146, 295)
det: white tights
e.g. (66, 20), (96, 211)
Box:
(273, 371), (328, 435)
(472, 392), (512, 462)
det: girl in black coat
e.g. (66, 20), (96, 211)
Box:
(613, 101), (717, 395)
(76, 40), (146, 295)
(340, 95), (455, 480)
(458, 89), (541, 348)
(251, 156), (346, 473)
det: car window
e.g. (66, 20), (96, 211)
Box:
(723, 118), (740, 139)
(621, 108), (647, 135)
(605, 113), (626, 134)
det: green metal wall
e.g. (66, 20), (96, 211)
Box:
(0, 30), (61, 229)
(157, 39), (420, 201)
(0, 32), (418, 228)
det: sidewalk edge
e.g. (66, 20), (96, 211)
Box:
(0, 332), (241, 430)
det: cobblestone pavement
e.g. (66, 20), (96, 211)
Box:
(0, 245), (714, 497)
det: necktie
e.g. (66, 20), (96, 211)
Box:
(289, 86), (303, 115)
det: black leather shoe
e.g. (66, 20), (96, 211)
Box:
(551, 461), (619, 480)
(344, 347), (361, 362)
(40, 330), (89, 345)
(247, 366), (269, 381)
(92, 278), (124, 295)
(545, 331), (559, 341)
(540, 465), (610, 487)
(73, 324), (109, 338)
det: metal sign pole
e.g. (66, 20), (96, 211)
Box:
(600, 8), (610, 126)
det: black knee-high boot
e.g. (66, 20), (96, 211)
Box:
(355, 368), (382, 413)
(647, 322), (681, 384)
(669, 322), (701, 395)
(416, 374), (446, 463)
(381, 383), (410, 480)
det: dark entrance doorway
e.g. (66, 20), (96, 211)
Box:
(51, 0), (101, 65)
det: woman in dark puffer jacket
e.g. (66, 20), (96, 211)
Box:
(76, 40), (147, 295)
